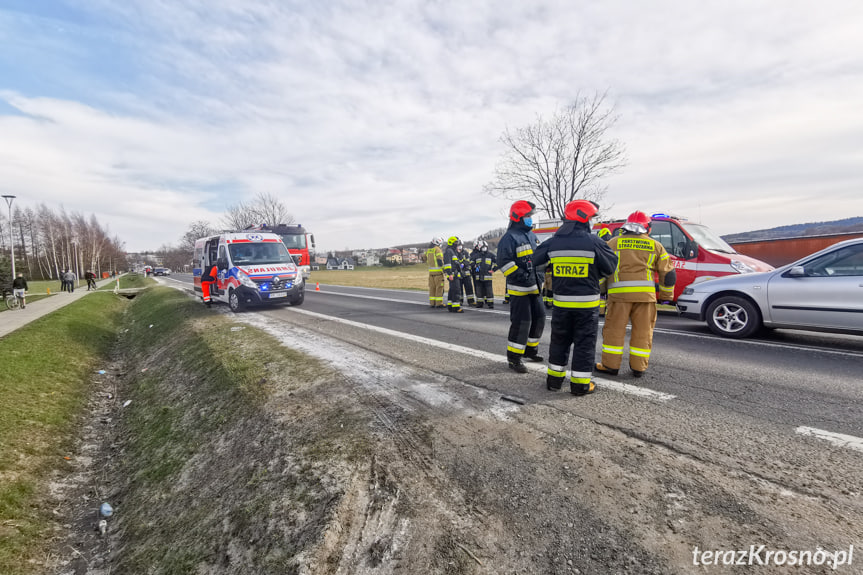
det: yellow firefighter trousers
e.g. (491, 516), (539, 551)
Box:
(428, 271), (445, 307)
(600, 301), (657, 372)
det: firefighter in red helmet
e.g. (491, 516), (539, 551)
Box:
(533, 200), (617, 394)
(497, 200), (545, 372)
(596, 211), (676, 378)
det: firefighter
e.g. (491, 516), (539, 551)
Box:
(459, 242), (476, 307)
(426, 237), (446, 308)
(443, 236), (464, 313)
(541, 253), (553, 308)
(498, 200), (545, 373)
(201, 261), (219, 308)
(596, 211), (676, 378)
(470, 239), (497, 308)
(596, 226), (613, 315)
(533, 200), (618, 395)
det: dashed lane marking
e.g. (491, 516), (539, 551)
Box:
(288, 307), (676, 402)
(795, 426), (863, 454)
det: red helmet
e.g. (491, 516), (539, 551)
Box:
(564, 200), (598, 223)
(622, 210), (651, 234)
(509, 200), (536, 222)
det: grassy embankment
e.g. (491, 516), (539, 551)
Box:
(106, 286), (371, 572)
(97, 272), (155, 290)
(0, 291), (127, 574)
(311, 264), (507, 295)
(1, 283), (371, 573)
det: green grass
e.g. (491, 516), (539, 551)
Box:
(98, 273), (156, 290)
(0, 292), (127, 574)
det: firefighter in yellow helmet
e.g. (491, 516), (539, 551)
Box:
(596, 211), (676, 378)
(443, 236), (464, 312)
(426, 237), (445, 308)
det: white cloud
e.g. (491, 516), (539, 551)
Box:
(1, 0), (862, 251)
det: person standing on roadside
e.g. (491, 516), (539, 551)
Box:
(459, 243), (476, 308)
(498, 200), (545, 373)
(443, 236), (464, 313)
(533, 200), (617, 395)
(596, 211), (676, 378)
(12, 272), (28, 309)
(425, 237), (446, 309)
(470, 240), (497, 308)
(63, 269), (76, 293)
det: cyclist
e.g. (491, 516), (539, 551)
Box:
(12, 272), (28, 309)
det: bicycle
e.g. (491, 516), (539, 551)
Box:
(3, 289), (21, 311)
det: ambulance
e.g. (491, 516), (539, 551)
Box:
(533, 213), (773, 303)
(193, 231), (304, 312)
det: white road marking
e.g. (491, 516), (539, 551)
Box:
(313, 287), (863, 359)
(795, 426), (863, 454)
(288, 307), (676, 402)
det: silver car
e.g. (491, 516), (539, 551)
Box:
(676, 238), (863, 338)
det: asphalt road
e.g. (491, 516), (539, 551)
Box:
(165, 274), (862, 439)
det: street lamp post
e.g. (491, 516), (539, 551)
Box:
(72, 240), (81, 288)
(1, 195), (15, 279)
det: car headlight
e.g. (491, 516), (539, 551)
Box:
(682, 287), (695, 295)
(730, 260), (756, 274)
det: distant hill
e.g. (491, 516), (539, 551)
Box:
(722, 216), (863, 243)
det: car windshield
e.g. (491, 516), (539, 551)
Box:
(229, 242), (294, 265)
(681, 223), (737, 254)
(279, 233), (306, 250)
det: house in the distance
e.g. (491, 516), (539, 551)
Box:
(326, 256), (355, 270)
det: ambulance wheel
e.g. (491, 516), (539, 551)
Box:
(706, 295), (761, 339)
(228, 289), (244, 313)
(289, 289), (304, 306)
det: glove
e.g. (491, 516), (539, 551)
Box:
(658, 300), (674, 306)
(448, 275), (454, 281)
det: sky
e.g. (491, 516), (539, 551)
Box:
(1, 1), (862, 253)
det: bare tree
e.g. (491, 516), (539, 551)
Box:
(179, 220), (218, 252)
(484, 92), (626, 219)
(221, 192), (295, 231)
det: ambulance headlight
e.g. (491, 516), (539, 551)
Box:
(730, 260), (755, 274)
(237, 269), (257, 288)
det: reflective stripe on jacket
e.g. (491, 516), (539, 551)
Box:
(498, 221), (542, 295)
(532, 220), (618, 308)
(470, 250), (497, 280)
(606, 233), (674, 302)
(426, 246), (444, 273)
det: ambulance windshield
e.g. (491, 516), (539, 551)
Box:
(681, 223), (736, 254)
(229, 242), (294, 265)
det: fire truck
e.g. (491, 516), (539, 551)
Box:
(533, 213), (773, 302)
(246, 224), (315, 279)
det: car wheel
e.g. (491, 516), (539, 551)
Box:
(706, 296), (761, 338)
(228, 289), (244, 313)
(289, 288), (304, 306)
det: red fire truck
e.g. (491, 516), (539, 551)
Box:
(247, 224), (315, 279)
(533, 213), (773, 302)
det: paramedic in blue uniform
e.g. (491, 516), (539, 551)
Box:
(533, 200), (618, 395)
(497, 200), (545, 373)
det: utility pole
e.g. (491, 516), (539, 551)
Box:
(1, 195), (15, 279)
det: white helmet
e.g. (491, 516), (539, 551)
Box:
(432, 236), (444, 246)
(476, 239), (488, 251)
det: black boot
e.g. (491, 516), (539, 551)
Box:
(571, 380), (596, 396)
(631, 369), (644, 378)
(546, 375), (563, 391)
(508, 361), (528, 374)
(594, 363), (618, 376)
(524, 352), (544, 363)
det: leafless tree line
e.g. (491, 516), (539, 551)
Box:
(0, 205), (126, 280)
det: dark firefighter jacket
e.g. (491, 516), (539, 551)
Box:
(443, 246), (461, 277)
(532, 220), (618, 309)
(470, 250), (497, 281)
(498, 221), (543, 295)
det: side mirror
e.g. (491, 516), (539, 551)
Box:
(686, 241), (698, 260)
(310, 234), (316, 249)
(217, 258), (228, 270)
(788, 266), (806, 277)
